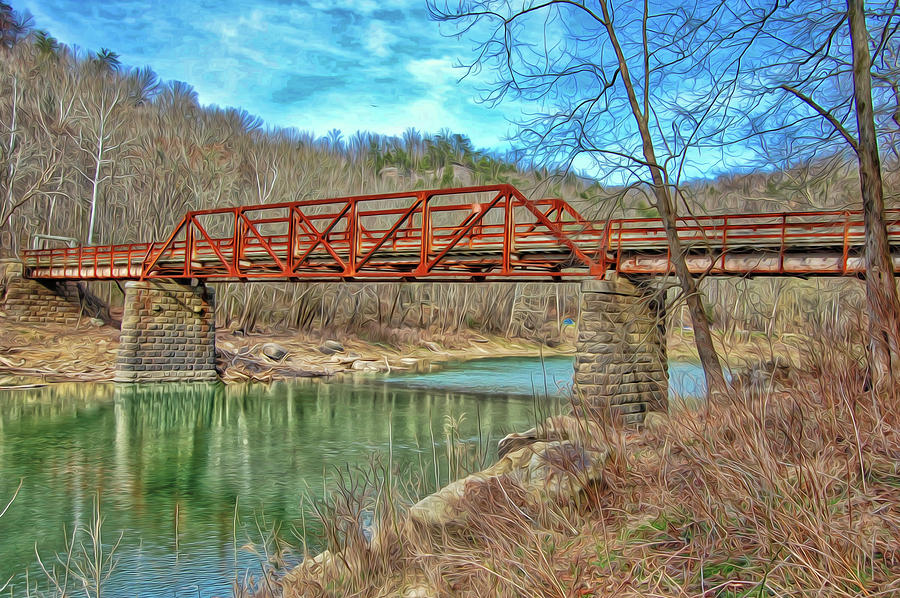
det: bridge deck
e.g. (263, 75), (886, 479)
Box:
(19, 184), (900, 281)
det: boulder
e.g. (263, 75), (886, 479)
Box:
(498, 414), (603, 458)
(497, 430), (540, 458)
(317, 340), (344, 355)
(409, 445), (531, 528)
(261, 342), (289, 362)
(409, 439), (608, 528)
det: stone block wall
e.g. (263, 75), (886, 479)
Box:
(115, 281), (218, 382)
(0, 259), (85, 325)
(574, 276), (668, 424)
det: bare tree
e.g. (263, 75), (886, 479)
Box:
(0, 41), (72, 251)
(73, 64), (131, 245)
(430, 0), (775, 394)
(848, 0), (900, 389)
(753, 0), (900, 390)
(0, 2), (28, 50)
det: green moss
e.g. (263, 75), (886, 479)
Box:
(702, 556), (751, 578)
(592, 546), (624, 573)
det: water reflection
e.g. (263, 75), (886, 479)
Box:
(0, 377), (539, 597)
(381, 354), (575, 398)
(0, 356), (708, 597)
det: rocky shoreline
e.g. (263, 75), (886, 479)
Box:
(0, 316), (574, 387)
(215, 329), (573, 382)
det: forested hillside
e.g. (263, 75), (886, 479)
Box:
(0, 11), (887, 343)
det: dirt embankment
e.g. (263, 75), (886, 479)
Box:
(0, 317), (574, 387)
(0, 320), (120, 384)
(0, 312), (809, 388)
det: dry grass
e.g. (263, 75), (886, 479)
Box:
(280, 319), (900, 597)
(0, 320), (119, 383)
(598, 331), (900, 596)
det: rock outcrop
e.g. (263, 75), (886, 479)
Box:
(410, 416), (609, 529)
(284, 413), (611, 594)
(262, 342), (289, 361)
(497, 414), (604, 458)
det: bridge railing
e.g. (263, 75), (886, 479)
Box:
(609, 208), (900, 274)
(19, 185), (900, 280)
(20, 241), (158, 279)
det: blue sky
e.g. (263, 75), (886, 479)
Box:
(20, 0), (519, 151)
(15, 1), (873, 184)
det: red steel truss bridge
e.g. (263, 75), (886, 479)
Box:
(19, 184), (900, 282)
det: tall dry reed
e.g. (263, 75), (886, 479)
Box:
(279, 316), (900, 597)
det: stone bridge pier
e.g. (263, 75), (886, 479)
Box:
(2, 260), (219, 382)
(574, 276), (668, 424)
(114, 281), (218, 382)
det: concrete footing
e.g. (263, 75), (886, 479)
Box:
(574, 276), (668, 424)
(114, 280), (217, 382)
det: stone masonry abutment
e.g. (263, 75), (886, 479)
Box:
(1, 259), (89, 325)
(574, 276), (668, 424)
(114, 280), (217, 382)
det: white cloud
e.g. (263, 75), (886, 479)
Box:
(268, 54), (515, 150)
(364, 22), (396, 58)
(406, 57), (456, 86)
(21, 0), (517, 151)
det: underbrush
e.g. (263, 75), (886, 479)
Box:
(282, 319), (900, 597)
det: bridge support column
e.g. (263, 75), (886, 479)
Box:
(115, 281), (217, 383)
(1, 259), (86, 325)
(574, 276), (668, 425)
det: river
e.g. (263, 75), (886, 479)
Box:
(0, 356), (706, 597)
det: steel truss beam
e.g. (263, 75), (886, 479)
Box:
(20, 184), (900, 281)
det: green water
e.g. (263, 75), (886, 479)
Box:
(0, 362), (557, 597)
(0, 356), (706, 597)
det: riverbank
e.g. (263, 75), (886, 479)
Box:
(0, 313), (811, 387)
(667, 328), (804, 368)
(0, 318), (120, 384)
(279, 326), (900, 597)
(0, 316), (573, 386)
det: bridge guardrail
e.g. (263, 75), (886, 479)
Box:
(20, 185), (900, 280)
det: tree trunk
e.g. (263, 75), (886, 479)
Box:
(2, 76), (18, 253)
(848, 0), (900, 390)
(86, 117), (105, 246)
(599, 0), (727, 395)
(652, 181), (728, 395)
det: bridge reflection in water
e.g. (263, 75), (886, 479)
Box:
(0, 376), (538, 597)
